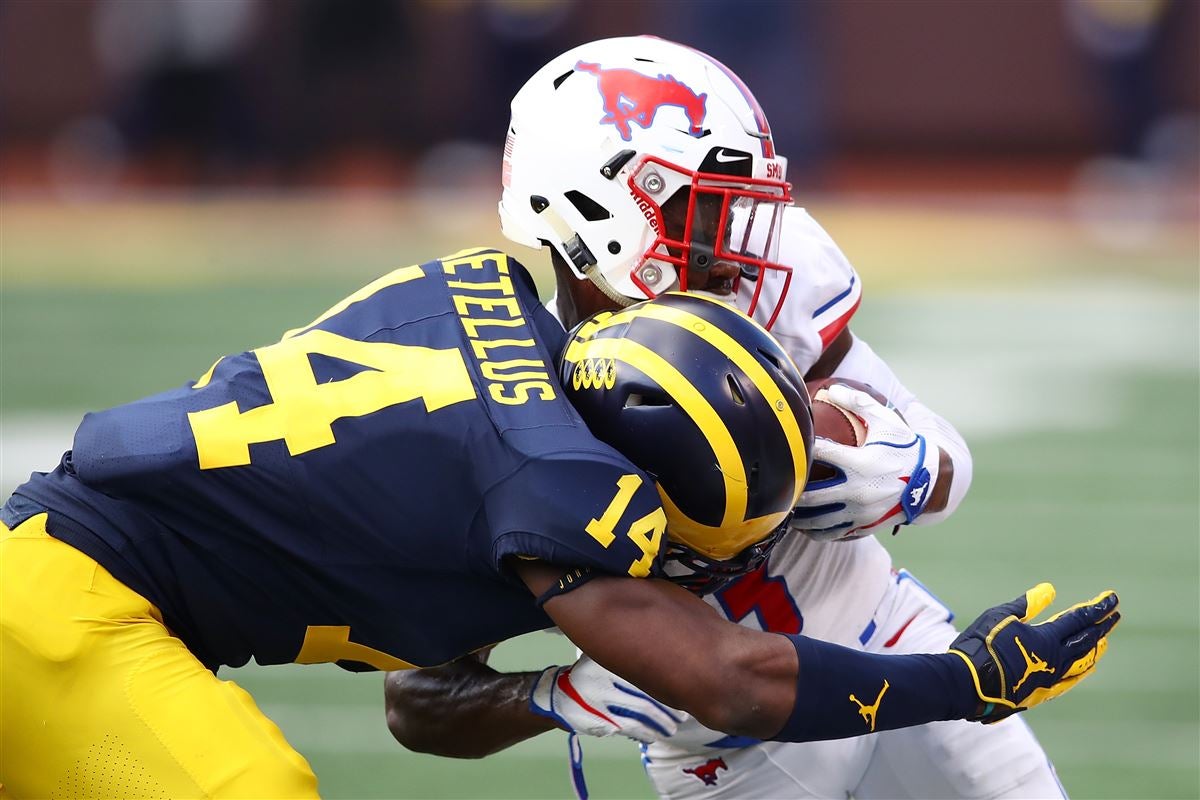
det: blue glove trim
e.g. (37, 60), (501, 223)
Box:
(529, 667), (574, 732)
(800, 520), (853, 535)
(898, 434), (931, 524)
(859, 433), (931, 525)
(790, 502), (845, 519)
(606, 706), (674, 738)
(613, 682), (685, 722)
(803, 462), (846, 491)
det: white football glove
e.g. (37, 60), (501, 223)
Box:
(792, 383), (939, 541)
(529, 656), (683, 743)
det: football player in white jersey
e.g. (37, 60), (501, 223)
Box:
(385, 37), (1078, 798)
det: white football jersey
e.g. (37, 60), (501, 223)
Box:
(736, 205), (862, 372)
(720, 205), (891, 641)
(654, 207), (897, 750)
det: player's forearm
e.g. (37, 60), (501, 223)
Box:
(771, 634), (976, 742)
(900, 400), (973, 523)
(384, 660), (557, 758)
(520, 565), (1114, 745)
(521, 562), (981, 742)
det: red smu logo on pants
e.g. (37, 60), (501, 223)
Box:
(683, 757), (728, 786)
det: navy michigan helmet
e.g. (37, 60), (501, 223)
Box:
(560, 292), (813, 592)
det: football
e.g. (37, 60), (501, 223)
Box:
(805, 378), (889, 482)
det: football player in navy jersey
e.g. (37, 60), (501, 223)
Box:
(2, 250), (819, 796)
(1, 56), (1118, 800)
(0, 253), (1114, 799)
(385, 35), (1118, 800)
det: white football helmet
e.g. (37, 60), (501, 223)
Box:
(501, 36), (795, 329)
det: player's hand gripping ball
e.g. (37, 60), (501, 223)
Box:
(805, 378), (887, 481)
(793, 378), (938, 542)
(950, 583), (1120, 723)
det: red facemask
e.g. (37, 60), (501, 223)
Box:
(626, 155), (794, 330)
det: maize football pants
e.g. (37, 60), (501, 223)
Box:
(0, 513), (319, 798)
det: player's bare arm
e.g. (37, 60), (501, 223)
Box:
(514, 560), (799, 738)
(383, 559), (783, 759)
(524, 561), (1119, 740)
(387, 555), (1118, 755)
(385, 655), (554, 758)
(803, 327), (855, 382)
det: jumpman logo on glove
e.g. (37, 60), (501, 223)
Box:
(1012, 636), (1055, 692)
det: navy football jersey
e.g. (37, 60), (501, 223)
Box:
(8, 248), (668, 672)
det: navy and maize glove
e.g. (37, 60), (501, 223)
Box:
(948, 583), (1120, 724)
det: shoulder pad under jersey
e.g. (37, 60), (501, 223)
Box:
(759, 207), (862, 374)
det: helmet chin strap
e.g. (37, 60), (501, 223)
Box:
(582, 264), (638, 308)
(534, 201), (641, 309)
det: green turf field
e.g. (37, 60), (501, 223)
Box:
(2, 194), (1196, 799)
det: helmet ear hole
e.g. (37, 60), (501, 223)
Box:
(564, 190), (613, 222)
(756, 348), (782, 370)
(726, 374), (746, 406)
(624, 392), (673, 409)
(552, 69), (574, 90)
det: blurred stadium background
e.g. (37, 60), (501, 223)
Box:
(1, 1), (1196, 798)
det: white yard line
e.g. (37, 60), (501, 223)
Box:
(0, 412), (78, 498)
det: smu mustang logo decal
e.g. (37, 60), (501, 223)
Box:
(575, 61), (707, 141)
(683, 757), (728, 786)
